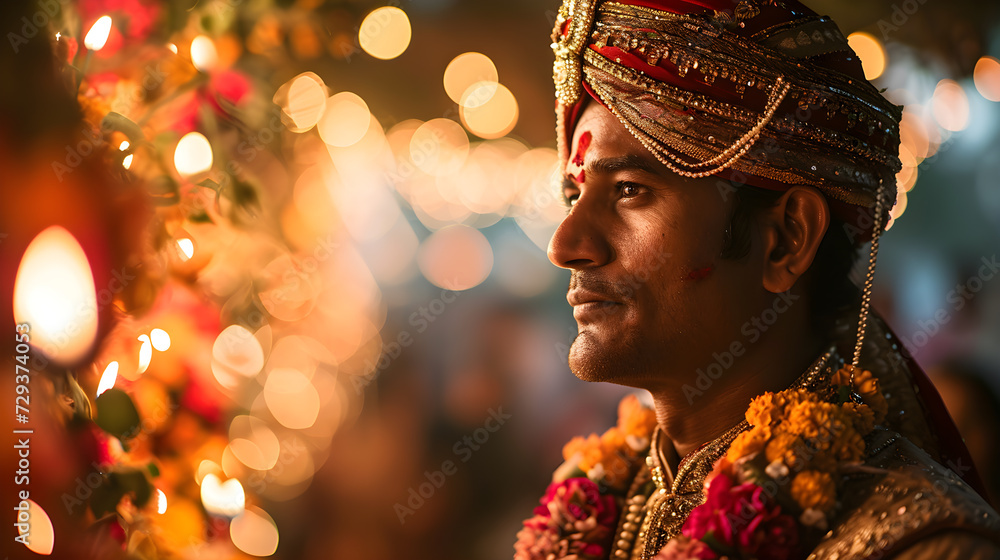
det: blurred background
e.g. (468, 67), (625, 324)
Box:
(0, 0), (999, 558)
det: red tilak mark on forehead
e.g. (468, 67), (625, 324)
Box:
(570, 131), (592, 167)
(572, 169), (586, 183)
(686, 266), (714, 281)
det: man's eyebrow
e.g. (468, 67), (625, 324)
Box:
(587, 154), (661, 176)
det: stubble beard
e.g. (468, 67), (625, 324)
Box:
(567, 326), (652, 387)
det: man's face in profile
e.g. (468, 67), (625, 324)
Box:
(548, 101), (775, 392)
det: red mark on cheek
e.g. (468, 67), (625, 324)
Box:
(571, 131), (592, 167)
(686, 266), (714, 281)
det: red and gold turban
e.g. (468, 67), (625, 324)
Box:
(551, 0), (902, 232)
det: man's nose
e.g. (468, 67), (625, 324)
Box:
(547, 199), (613, 269)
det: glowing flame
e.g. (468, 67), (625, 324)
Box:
(84, 16), (112, 51)
(122, 154), (133, 169)
(150, 328), (171, 351)
(176, 238), (194, 261)
(137, 334), (152, 374)
(156, 489), (168, 514)
(13, 226), (98, 365)
(96, 361), (119, 397)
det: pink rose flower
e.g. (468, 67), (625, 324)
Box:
(682, 473), (799, 560)
(653, 536), (718, 559)
(514, 478), (618, 560)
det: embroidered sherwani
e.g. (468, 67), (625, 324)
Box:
(589, 316), (1000, 559)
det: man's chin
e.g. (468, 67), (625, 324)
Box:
(568, 329), (643, 384)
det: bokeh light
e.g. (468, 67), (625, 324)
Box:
(931, 79), (970, 131)
(174, 132), (213, 177)
(264, 368), (321, 429)
(17, 500), (54, 555)
(974, 56), (1000, 102)
(191, 35), (219, 72)
(460, 83), (518, 139)
(444, 52), (498, 104)
(200, 474), (245, 517)
(282, 73), (327, 132)
(13, 226), (98, 365)
(358, 7), (411, 60)
(417, 225), (494, 290)
(847, 32), (886, 80)
(212, 325), (265, 388)
(410, 118), (470, 176)
(230, 506), (280, 556)
(317, 92), (371, 147)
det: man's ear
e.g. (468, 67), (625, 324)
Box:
(759, 186), (830, 294)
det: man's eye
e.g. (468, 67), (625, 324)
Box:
(564, 193), (579, 207)
(619, 182), (644, 198)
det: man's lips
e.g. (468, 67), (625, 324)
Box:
(568, 289), (624, 321)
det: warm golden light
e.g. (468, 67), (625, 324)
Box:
(174, 132), (213, 177)
(137, 334), (152, 374)
(200, 474), (245, 517)
(13, 226), (98, 365)
(191, 35), (219, 72)
(84, 16), (112, 51)
(358, 6), (411, 60)
(847, 32), (886, 80)
(119, 141), (130, 151)
(410, 118), (469, 176)
(418, 225), (494, 290)
(228, 415), (281, 471)
(460, 83), (518, 139)
(931, 79), (970, 132)
(176, 238), (195, 261)
(96, 361), (118, 397)
(122, 154), (133, 169)
(156, 489), (168, 514)
(284, 73), (327, 132)
(150, 328), (171, 351)
(264, 368), (320, 429)
(444, 52), (499, 104)
(16, 499), (54, 555)
(212, 325), (265, 388)
(974, 56), (1000, 102)
(231, 506), (280, 557)
(317, 92), (371, 147)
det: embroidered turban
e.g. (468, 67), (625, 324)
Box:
(551, 0), (902, 233)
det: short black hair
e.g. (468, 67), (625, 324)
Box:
(720, 184), (861, 335)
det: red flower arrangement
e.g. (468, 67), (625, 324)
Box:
(514, 478), (619, 560)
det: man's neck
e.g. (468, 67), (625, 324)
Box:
(650, 326), (826, 462)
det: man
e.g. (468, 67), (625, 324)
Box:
(514, 0), (1000, 558)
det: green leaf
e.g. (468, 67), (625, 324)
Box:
(197, 178), (221, 192)
(146, 463), (160, 478)
(87, 467), (154, 517)
(101, 112), (146, 144)
(95, 389), (142, 442)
